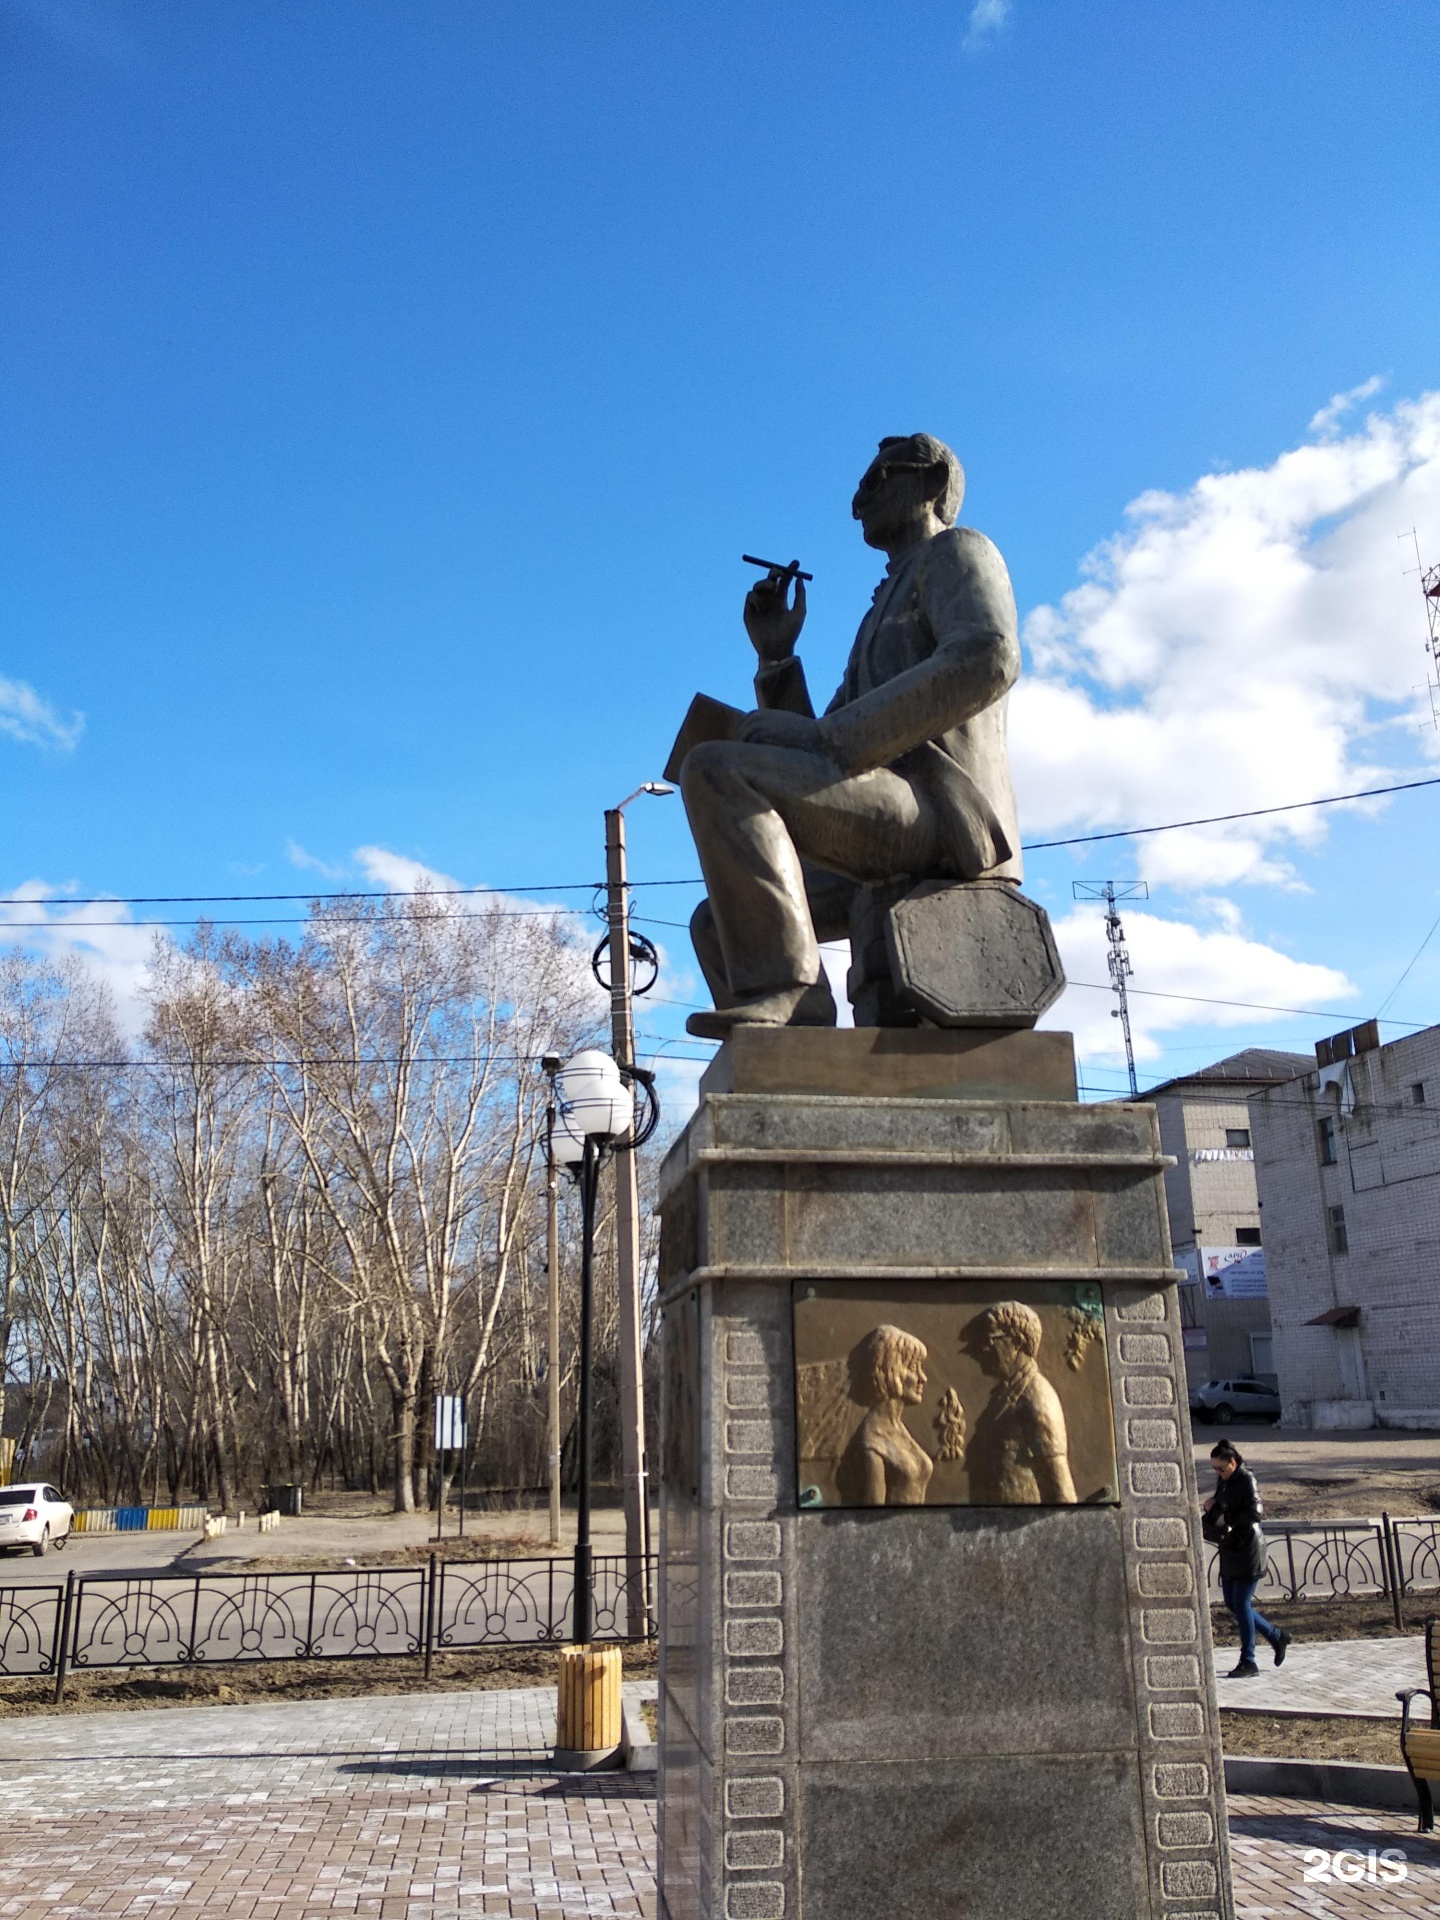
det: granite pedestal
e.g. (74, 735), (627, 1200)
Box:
(656, 1030), (1232, 1920)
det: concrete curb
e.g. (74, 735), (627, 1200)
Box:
(1225, 1755), (1419, 1815)
(620, 1685), (657, 1773)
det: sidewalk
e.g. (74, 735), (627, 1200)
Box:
(0, 1686), (1433, 1917)
(1215, 1634), (1428, 1718)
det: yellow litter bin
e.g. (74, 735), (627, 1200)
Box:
(554, 1644), (623, 1768)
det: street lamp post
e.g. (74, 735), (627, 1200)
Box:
(550, 1048), (658, 1645)
(542, 1054), (565, 1549)
(600, 783), (672, 1627)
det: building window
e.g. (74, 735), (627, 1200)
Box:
(1318, 1116), (1338, 1165)
(1328, 1204), (1349, 1255)
(1412, 1082), (1426, 1106)
(1225, 1127), (1251, 1149)
(1235, 1226), (1262, 1246)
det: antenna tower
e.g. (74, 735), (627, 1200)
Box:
(1073, 880), (1149, 1098)
(1400, 531), (1440, 726)
(1424, 559), (1440, 726)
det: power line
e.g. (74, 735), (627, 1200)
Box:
(1375, 903), (1440, 1019)
(4, 770), (1438, 915)
(1064, 979), (1422, 1027)
(0, 908), (593, 929)
(1017, 772), (1440, 852)
(0, 1045), (717, 1072)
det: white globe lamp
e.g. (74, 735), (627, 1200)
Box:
(556, 1048), (632, 1144)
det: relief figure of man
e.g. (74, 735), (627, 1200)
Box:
(961, 1301), (1077, 1505)
(681, 434), (1022, 1039)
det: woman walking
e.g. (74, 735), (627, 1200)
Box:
(1204, 1439), (1291, 1678)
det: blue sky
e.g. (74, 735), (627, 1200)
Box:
(4, 0), (1440, 1103)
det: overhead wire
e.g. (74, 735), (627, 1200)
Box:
(3, 770), (1438, 920)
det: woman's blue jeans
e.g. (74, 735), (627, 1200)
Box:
(1222, 1575), (1279, 1666)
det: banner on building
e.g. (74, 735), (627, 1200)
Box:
(1179, 1245), (1267, 1299)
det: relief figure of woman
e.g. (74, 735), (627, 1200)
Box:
(835, 1324), (934, 1506)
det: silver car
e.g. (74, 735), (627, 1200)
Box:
(1190, 1377), (1281, 1425)
(0, 1484), (74, 1554)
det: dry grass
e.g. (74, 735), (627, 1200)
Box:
(1220, 1712), (1402, 1765)
(0, 1643), (657, 1718)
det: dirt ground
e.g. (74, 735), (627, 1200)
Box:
(1190, 1425), (1440, 1521)
(0, 1641), (657, 1718)
(1219, 1711), (1403, 1765)
(177, 1530), (548, 1575)
(1210, 1597), (1434, 1646)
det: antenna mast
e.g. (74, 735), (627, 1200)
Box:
(1424, 559), (1440, 726)
(1073, 880), (1149, 1099)
(1400, 530), (1440, 726)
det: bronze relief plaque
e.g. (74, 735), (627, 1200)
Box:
(793, 1280), (1117, 1510)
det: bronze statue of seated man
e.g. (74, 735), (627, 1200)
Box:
(679, 433), (1023, 1040)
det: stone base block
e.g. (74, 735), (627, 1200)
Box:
(698, 1026), (1077, 1103)
(552, 1745), (625, 1771)
(656, 1036), (1233, 1920)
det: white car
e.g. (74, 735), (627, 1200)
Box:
(0, 1484), (74, 1555)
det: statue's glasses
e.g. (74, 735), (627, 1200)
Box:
(853, 459), (937, 501)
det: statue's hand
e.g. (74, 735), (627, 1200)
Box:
(734, 709), (824, 752)
(744, 563), (806, 664)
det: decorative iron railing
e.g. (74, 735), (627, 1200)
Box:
(0, 1583), (63, 1676)
(0, 1552), (657, 1700)
(1203, 1512), (1440, 1616)
(3, 1514), (1435, 1702)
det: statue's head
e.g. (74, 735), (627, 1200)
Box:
(851, 433), (965, 549)
(847, 1323), (929, 1408)
(962, 1300), (1042, 1381)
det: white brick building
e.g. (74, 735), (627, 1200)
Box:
(1249, 1019), (1440, 1428)
(1145, 1048), (1312, 1391)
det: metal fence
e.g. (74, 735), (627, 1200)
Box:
(1, 1515), (1434, 1701)
(1204, 1512), (1440, 1619)
(0, 1553), (657, 1700)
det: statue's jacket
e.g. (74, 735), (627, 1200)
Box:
(754, 525), (1023, 882)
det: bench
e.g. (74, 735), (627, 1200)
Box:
(1397, 1615), (1439, 1832)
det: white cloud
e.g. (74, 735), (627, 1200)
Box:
(1012, 390), (1440, 891)
(353, 845), (462, 894)
(0, 884), (154, 1035)
(1310, 375), (1384, 438)
(1041, 905), (1356, 1075)
(285, 840), (346, 879)
(0, 676), (83, 751)
(963, 0), (1011, 51)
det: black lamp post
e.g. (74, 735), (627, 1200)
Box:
(549, 1049), (658, 1644)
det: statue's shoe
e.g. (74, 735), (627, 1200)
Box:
(686, 981), (836, 1040)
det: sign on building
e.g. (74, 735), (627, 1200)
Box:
(1179, 1245), (1267, 1299)
(433, 1395), (468, 1451)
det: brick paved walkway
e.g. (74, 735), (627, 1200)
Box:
(1228, 1796), (1440, 1917)
(0, 1688), (1434, 1916)
(1215, 1635), (1427, 1718)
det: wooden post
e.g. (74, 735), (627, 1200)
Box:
(554, 1643), (623, 1764)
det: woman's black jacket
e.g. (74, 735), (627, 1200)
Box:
(1210, 1465), (1267, 1581)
